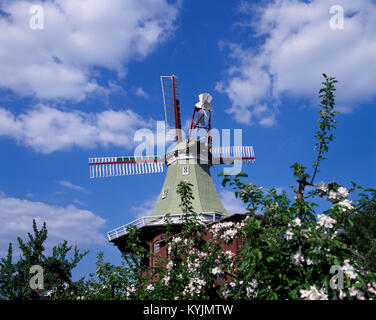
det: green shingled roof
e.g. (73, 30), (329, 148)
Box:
(150, 159), (227, 217)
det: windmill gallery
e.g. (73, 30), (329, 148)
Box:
(88, 75), (256, 268)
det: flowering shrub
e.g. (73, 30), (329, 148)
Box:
(222, 176), (376, 300)
(79, 176), (375, 300)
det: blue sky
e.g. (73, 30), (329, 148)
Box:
(0, 0), (375, 279)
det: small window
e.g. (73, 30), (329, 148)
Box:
(182, 166), (190, 175)
(162, 188), (168, 199)
(154, 242), (160, 253)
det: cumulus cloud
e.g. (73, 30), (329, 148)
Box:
(0, 105), (152, 153)
(217, 0), (376, 125)
(0, 0), (179, 100)
(0, 195), (106, 256)
(219, 190), (247, 214)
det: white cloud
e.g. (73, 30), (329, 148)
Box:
(0, 104), (152, 153)
(135, 87), (149, 99)
(0, 0), (180, 100)
(72, 199), (88, 207)
(219, 190), (247, 214)
(59, 180), (85, 192)
(217, 0), (376, 125)
(130, 195), (159, 219)
(0, 195), (106, 256)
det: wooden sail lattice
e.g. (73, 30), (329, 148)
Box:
(211, 146), (256, 164)
(160, 75), (182, 143)
(89, 156), (165, 178)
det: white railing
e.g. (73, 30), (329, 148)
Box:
(107, 212), (225, 241)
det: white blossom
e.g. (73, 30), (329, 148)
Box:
(357, 292), (365, 300)
(327, 186), (349, 203)
(166, 260), (173, 271)
(367, 283), (376, 295)
(306, 258), (315, 266)
(172, 236), (182, 243)
(183, 277), (206, 297)
(349, 287), (359, 297)
(317, 182), (328, 193)
(317, 214), (336, 229)
(348, 286), (365, 299)
(211, 267), (222, 275)
(126, 284), (136, 297)
(246, 287), (256, 298)
(327, 190), (339, 203)
(338, 199), (354, 212)
(292, 252), (305, 266)
(337, 187), (349, 199)
(222, 228), (238, 241)
(198, 251), (207, 259)
(331, 230), (339, 240)
(300, 286), (328, 300)
(291, 218), (302, 227)
(224, 250), (235, 259)
(146, 284), (154, 291)
(342, 260), (358, 279)
(288, 218), (301, 229)
(245, 279), (258, 298)
(338, 290), (347, 299)
(210, 221), (239, 241)
(285, 229), (294, 241)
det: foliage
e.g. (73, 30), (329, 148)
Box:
(346, 187), (376, 272)
(83, 224), (152, 300)
(290, 74), (339, 200)
(0, 219), (87, 300)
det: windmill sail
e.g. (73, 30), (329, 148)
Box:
(161, 75), (182, 143)
(211, 146), (256, 165)
(89, 156), (165, 178)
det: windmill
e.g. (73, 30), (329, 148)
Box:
(88, 75), (256, 243)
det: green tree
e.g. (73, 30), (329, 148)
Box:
(83, 224), (151, 300)
(290, 73), (339, 200)
(346, 188), (376, 272)
(0, 219), (87, 300)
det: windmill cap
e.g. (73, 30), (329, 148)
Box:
(195, 93), (213, 110)
(165, 138), (211, 166)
